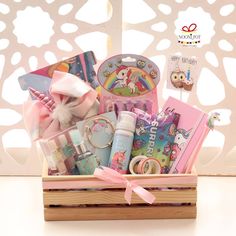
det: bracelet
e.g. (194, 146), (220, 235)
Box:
(83, 116), (115, 149)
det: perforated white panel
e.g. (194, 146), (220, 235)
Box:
(122, 0), (236, 175)
(0, 0), (235, 175)
(0, 0), (121, 175)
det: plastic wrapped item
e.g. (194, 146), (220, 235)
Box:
(98, 54), (160, 114)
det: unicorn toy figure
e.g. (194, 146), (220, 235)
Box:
(208, 112), (220, 130)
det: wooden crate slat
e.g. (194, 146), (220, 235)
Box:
(43, 189), (196, 205)
(43, 180), (197, 189)
(42, 160), (198, 220)
(44, 205), (197, 221)
(42, 161), (197, 188)
(43, 173), (197, 181)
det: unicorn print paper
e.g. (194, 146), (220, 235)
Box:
(162, 97), (209, 174)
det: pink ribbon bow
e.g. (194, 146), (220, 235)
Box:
(23, 71), (98, 140)
(94, 167), (156, 205)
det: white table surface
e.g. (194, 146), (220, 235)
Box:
(0, 176), (235, 236)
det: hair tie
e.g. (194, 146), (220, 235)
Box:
(84, 116), (115, 149)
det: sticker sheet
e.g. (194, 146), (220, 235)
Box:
(97, 54), (160, 114)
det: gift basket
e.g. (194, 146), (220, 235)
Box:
(18, 51), (217, 221)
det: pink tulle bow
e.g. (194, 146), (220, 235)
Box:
(23, 71), (98, 140)
(94, 167), (156, 205)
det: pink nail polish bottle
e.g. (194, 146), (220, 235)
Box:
(126, 100), (134, 111)
(145, 100), (152, 114)
(135, 101), (143, 110)
(115, 100), (123, 113)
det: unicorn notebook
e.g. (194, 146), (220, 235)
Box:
(163, 97), (209, 174)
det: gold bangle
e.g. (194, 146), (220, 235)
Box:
(83, 116), (115, 149)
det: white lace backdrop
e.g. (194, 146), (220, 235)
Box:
(0, 0), (235, 175)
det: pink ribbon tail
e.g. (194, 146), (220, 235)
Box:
(94, 167), (156, 205)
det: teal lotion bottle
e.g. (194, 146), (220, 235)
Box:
(108, 111), (137, 174)
(58, 134), (78, 175)
(48, 140), (68, 175)
(69, 130), (98, 175)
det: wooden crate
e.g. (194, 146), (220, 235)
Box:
(42, 161), (197, 221)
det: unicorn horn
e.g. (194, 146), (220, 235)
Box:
(28, 87), (56, 112)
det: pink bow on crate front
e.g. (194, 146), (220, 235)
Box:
(24, 71), (98, 140)
(94, 167), (156, 205)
